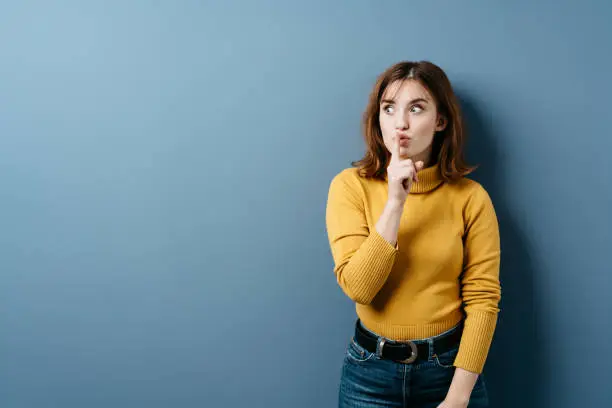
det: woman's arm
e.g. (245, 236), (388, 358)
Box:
(442, 367), (479, 406)
(453, 183), (502, 374)
(439, 184), (501, 406)
(375, 198), (404, 247)
(325, 173), (401, 304)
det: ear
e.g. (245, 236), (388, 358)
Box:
(435, 115), (447, 132)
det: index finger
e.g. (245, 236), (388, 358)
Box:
(392, 135), (400, 160)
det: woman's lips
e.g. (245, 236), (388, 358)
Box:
(399, 138), (411, 146)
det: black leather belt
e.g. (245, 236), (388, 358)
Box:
(354, 319), (463, 364)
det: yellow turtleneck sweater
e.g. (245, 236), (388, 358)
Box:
(325, 163), (501, 374)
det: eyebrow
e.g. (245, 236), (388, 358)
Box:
(381, 97), (429, 105)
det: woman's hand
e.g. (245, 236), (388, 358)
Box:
(386, 135), (424, 203)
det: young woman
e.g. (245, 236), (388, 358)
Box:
(325, 61), (501, 407)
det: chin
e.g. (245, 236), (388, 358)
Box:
(401, 148), (416, 157)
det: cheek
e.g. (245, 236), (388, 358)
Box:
(379, 117), (393, 139)
(412, 116), (437, 132)
(379, 115), (392, 130)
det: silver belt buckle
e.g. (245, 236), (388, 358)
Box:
(399, 341), (418, 364)
(377, 338), (418, 364)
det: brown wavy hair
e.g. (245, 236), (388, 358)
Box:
(352, 60), (477, 181)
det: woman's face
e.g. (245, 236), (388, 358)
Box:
(379, 79), (446, 165)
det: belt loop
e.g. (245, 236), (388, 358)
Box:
(427, 337), (434, 360)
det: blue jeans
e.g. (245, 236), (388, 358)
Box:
(339, 321), (489, 407)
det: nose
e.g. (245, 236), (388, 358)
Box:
(394, 109), (409, 130)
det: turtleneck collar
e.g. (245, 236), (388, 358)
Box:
(384, 162), (444, 194)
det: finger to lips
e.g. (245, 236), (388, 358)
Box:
(393, 135), (400, 160)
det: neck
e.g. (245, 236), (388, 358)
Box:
(410, 162), (443, 193)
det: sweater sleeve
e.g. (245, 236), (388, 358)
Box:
(454, 183), (502, 374)
(325, 171), (398, 305)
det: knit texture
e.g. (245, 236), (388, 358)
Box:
(325, 163), (501, 374)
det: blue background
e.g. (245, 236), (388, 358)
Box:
(1, 1), (610, 407)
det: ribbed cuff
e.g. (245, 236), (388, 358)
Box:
(453, 311), (498, 373)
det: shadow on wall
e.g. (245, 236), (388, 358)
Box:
(458, 90), (547, 408)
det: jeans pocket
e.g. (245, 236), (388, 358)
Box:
(345, 337), (376, 363)
(433, 345), (459, 368)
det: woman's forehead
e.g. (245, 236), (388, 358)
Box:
(382, 79), (432, 102)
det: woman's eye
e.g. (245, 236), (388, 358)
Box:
(410, 105), (424, 113)
(383, 105), (394, 114)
